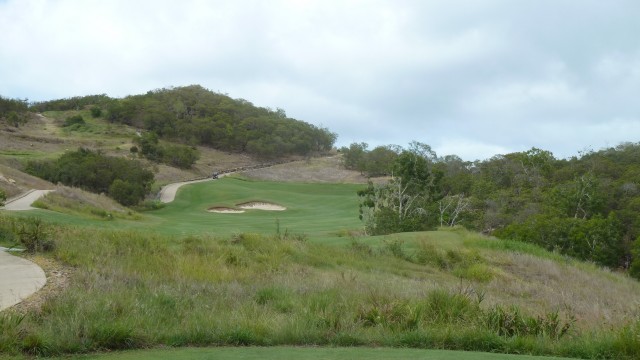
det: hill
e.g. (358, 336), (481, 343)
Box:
(30, 85), (336, 159)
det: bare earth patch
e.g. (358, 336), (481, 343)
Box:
(237, 202), (286, 211)
(207, 207), (245, 214)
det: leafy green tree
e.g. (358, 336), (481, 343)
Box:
(341, 142), (369, 173)
(162, 144), (200, 169)
(134, 132), (163, 162)
(365, 146), (398, 176)
(108, 179), (146, 206)
(26, 148), (153, 206)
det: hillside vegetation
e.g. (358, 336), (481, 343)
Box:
(341, 142), (640, 278)
(31, 85), (337, 159)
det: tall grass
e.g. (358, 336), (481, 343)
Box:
(1, 221), (639, 358)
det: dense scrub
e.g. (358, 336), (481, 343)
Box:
(345, 142), (640, 277)
(0, 95), (29, 126)
(31, 85), (337, 159)
(25, 148), (154, 206)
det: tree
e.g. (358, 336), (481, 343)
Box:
(341, 142), (368, 173)
(358, 179), (429, 235)
(365, 146), (398, 176)
(438, 194), (472, 227)
(108, 179), (145, 206)
(26, 148), (154, 206)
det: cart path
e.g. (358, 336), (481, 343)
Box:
(0, 249), (47, 311)
(2, 189), (54, 211)
(158, 178), (215, 203)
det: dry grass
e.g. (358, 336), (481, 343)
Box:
(33, 185), (138, 219)
(241, 156), (376, 184)
(0, 163), (54, 198)
(474, 249), (640, 330)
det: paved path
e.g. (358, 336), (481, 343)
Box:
(0, 249), (47, 311)
(158, 178), (214, 203)
(2, 189), (54, 211)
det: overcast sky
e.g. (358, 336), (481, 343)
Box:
(1, 0), (639, 160)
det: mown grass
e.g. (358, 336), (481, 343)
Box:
(75, 346), (577, 360)
(7, 177), (364, 242)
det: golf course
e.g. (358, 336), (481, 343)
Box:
(0, 92), (639, 360)
(2, 172), (640, 359)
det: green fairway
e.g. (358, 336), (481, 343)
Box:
(77, 347), (574, 360)
(151, 177), (363, 238)
(7, 177), (365, 241)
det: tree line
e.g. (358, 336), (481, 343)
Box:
(25, 148), (154, 206)
(0, 95), (29, 126)
(31, 85), (337, 159)
(343, 141), (640, 278)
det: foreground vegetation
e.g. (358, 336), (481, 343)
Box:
(1, 214), (639, 358)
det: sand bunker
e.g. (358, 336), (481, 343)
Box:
(207, 207), (245, 214)
(237, 202), (287, 211)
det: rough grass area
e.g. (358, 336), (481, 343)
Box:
(0, 163), (54, 198)
(1, 221), (639, 358)
(32, 186), (141, 220)
(239, 156), (373, 184)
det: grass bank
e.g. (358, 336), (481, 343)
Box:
(1, 220), (639, 358)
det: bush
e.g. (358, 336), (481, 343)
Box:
(484, 306), (574, 339)
(135, 199), (165, 211)
(109, 179), (146, 207)
(0, 189), (5, 206)
(16, 217), (55, 253)
(162, 144), (199, 169)
(63, 115), (85, 127)
(90, 106), (102, 118)
(26, 148), (154, 206)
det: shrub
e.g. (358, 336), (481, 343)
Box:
(63, 115), (85, 127)
(26, 148), (154, 206)
(90, 106), (102, 118)
(16, 217), (55, 253)
(108, 179), (146, 207)
(0, 189), (5, 206)
(383, 238), (409, 260)
(135, 199), (165, 211)
(484, 306), (574, 339)
(162, 144), (199, 169)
